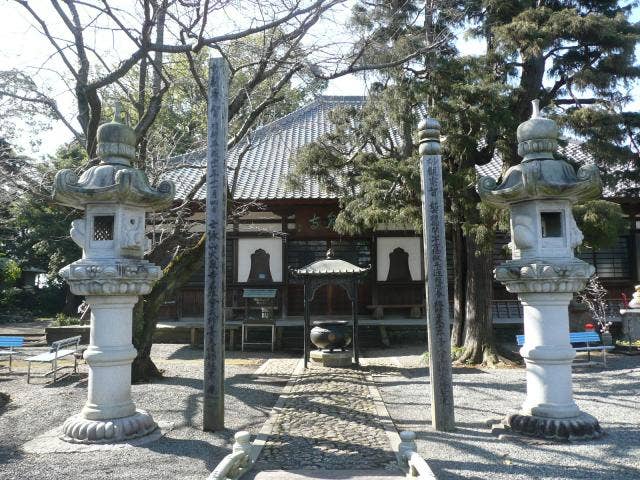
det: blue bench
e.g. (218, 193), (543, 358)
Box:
(516, 331), (614, 366)
(0, 336), (25, 372)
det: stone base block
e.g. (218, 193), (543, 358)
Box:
(310, 350), (352, 368)
(496, 412), (602, 441)
(60, 409), (157, 444)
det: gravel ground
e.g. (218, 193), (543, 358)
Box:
(3, 343), (638, 480)
(366, 346), (640, 480)
(0, 344), (297, 480)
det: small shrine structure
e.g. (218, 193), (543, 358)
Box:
(52, 107), (174, 443)
(290, 249), (370, 368)
(478, 100), (603, 440)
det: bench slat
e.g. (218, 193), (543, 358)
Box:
(517, 332), (606, 347)
(26, 349), (77, 363)
(0, 336), (24, 347)
(51, 335), (81, 350)
(569, 332), (601, 342)
(575, 346), (615, 351)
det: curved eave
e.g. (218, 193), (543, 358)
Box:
(53, 169), (175, 211)
(478, 164), (602, 207)
(289, 265), (371, 278)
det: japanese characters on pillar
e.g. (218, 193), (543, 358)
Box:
(418, 115), (455, 432)
(52, 105), (174, 444)
(478, 100), (603, 440)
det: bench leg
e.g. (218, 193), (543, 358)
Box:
(603, 348), (607, 368)
(27, 361), (31, 384)
(53, 358), (57, 384)
(241, 324), (245, 352)
(8, 352), (12, 373)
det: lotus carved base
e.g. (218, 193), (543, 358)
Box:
(60, 409), (157, 444)
(499, 412), (602, 441)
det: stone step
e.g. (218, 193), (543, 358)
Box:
(250, 469), (406, 479)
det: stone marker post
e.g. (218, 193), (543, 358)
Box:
(418, 116), (455, 432)
(478, 100), (603, 440)
(620, 285), (640, 343)
(203, 57), (228, 431)
(53, 107), (175, 443)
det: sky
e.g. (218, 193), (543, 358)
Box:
(0, 2), (638, 159)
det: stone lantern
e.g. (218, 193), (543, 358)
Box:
(52, 107), (174, 443)
(478, 100), (603, 440)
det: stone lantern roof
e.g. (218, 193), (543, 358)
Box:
(478, 100), (602, 206)
(290, 249), (370, 278)
(53, 105), (175, 211)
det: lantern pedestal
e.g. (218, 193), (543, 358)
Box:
(494, 262), (602, 440)
(57, 268), (161, 444)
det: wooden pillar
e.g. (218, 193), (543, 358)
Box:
(371, 234), (378, 308)
(630, 211), (639, 283)
(281, 212), (289, 320)
(352, 279), (360, 367)
(203, 57), (228, 431)
(176, 289), (183, 321)
(418, 116), (455, 432)
(303, 281), (309, 369)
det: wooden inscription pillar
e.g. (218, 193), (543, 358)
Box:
(418, 115), (455, 431)
(203, 57), (228, 431)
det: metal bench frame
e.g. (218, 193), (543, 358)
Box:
(0, 336), (24, 372)
(26, 336), (82, 384)
(517, 331), (614, 367)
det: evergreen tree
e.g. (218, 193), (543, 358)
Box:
(291, 0), (637, 365)
(0, 141), (84, 315)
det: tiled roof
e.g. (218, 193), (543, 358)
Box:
(163, 96), (366, 201)
(162, 95), (600, 202)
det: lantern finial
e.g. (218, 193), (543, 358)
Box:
(531, 99), (540, 118)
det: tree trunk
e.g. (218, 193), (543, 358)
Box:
(62, 284), (81, 316)
(131, 234), (205, 382)
(450, 222), (465, 348)
(457, 233), (500, 365)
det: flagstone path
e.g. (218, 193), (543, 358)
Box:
(252, 363), (402, 474)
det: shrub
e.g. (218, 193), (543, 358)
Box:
(51, 313), (82, 327)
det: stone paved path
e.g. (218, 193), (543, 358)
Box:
(254, 364), (400, 473)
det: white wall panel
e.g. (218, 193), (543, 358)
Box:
(237, 238), (283, 282)
(376, 237), (422, 281)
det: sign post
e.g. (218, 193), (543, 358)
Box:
(418, 116), (455, 431)
(203, 57), (228, 431)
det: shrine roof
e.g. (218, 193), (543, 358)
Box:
(290, 250), (370, 278)
(161, 96), (607, 202)
(163, 96), (366, 201)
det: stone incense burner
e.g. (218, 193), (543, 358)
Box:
(310, 320), (352, 351)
